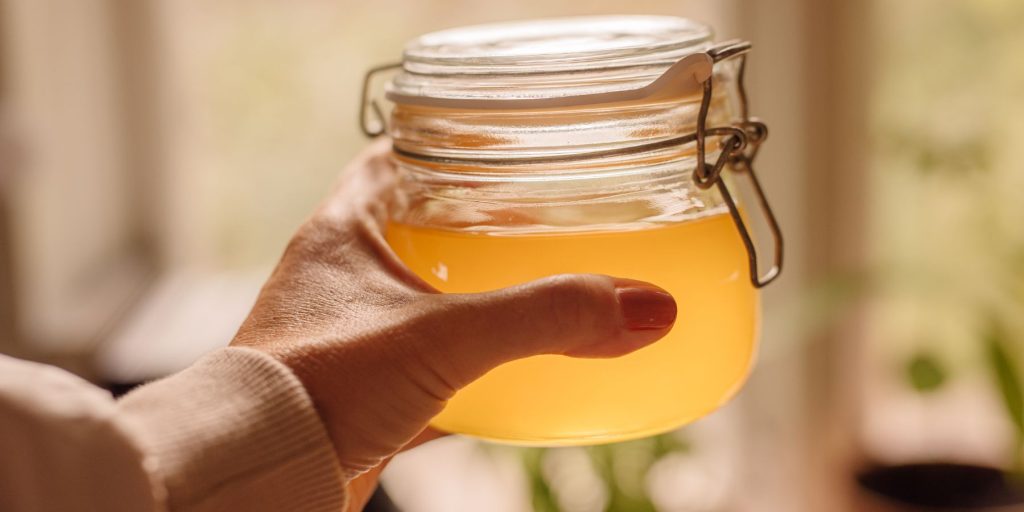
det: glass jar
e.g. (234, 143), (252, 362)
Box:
(361, 15), (782, 445)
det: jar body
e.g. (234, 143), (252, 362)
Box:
(387, 212), (757, 445)
(385, 105), (758, 444)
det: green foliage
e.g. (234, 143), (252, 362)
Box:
(906, 352), (948, 393)
(879, 0), (1024, 472)
(518, 432), (690, 512)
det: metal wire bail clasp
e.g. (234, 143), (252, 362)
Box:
(694, 41), (784, 288)
(359, 62), (401, 137)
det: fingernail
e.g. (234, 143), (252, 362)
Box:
(614, 280), (677, 331)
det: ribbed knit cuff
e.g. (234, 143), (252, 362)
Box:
(117, 347), (345, 512)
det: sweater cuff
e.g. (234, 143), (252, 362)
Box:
(117, 347), (345, 512)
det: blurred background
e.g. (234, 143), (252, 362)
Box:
(1, 0), (1022, 510)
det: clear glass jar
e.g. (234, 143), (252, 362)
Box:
(364, 16), (781, 445)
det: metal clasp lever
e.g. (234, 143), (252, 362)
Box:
(359, 62), (401, 137)
(694, 41), (784, 288)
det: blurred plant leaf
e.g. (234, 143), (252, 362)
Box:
(587, 443), (657, 512)
(987, 325), (1024, 436)
(906, 352), (948, 393)
(519, 434), (690, 512)
(521, 448), (561, 512)
(985, 321), (1024, 473)
(882, 130), (992, 176)
(652, 432), (690, 459)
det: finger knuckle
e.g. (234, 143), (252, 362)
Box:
(397, 302), (473, 389)
(541, 274), (607, 337)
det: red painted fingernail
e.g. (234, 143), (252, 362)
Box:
(614, 280), (677, 331)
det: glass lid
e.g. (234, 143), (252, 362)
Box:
(388, 16), (714, 104)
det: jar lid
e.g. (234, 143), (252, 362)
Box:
(387, 16), (714, 108)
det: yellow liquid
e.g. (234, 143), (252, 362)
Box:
(386, 212), (758, 445)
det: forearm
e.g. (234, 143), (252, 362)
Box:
(117, 347), (346, 511)
(0, 348), (346, 512)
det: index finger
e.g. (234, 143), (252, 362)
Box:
(317, 137), (396, 223)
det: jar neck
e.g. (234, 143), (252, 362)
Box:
(389, 149), (730, 234)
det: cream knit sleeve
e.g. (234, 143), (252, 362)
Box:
(0, 347), (346, 512)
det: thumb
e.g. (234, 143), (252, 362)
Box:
(413, 274), (677, 390)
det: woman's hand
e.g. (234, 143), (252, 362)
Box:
(230, 139), (677, 510)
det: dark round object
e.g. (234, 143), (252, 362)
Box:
(857, 463), (1024, 509)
